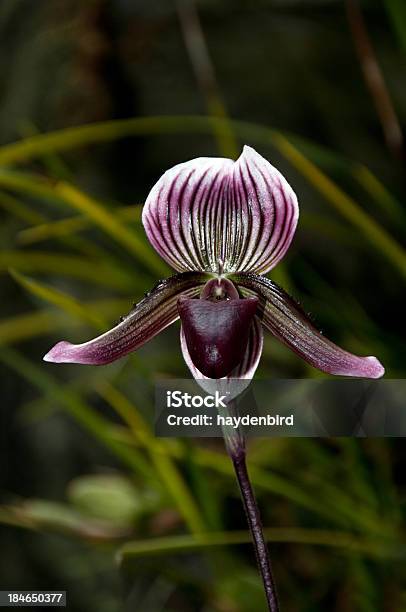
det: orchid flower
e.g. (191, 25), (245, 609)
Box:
(43, 145), (384, 612)
(44, 146), (384, 383)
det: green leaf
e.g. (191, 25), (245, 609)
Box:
(0, 115), (215, 165)
(0, 168), (62, 202)
(0, 348), (153, 480)
(0, 191), (46, 225)
(384, 0), (406, 52)
(0, 500), (130, 541)
(96, 382), (207, 536)
(18, 120), (73, 181)
(285, 133), (405, 227)
(118, 529), (403, 563)
(0, 250), (133, 291)
(0, 310), (64, 345)
(67, 474), (161, 525)
(272, 133), (406, 279)
(54, 182), (166, 276)
(0, 299), (129, 346)
(0, 167), (165, 276)
(0, 350), (204, 536)
(17, 206), (140, 245)
(9, 269), (106, 329)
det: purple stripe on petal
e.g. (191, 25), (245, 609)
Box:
(231, 273), (385, 379)
(43, 272), (210, 365)
(142, 146), (298, 274)
(143, 158), (233, 272)
(234, 148), (298, 273)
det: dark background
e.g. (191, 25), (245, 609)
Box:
(0, 1), (405, 611)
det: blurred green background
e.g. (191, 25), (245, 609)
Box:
(0, 1), (405, 610)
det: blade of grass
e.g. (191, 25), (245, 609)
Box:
(18, 120), (73, 181)
(266, 131), (405, 226)
(176, 0), (238, 158)
(0, 191), (46, 226)
(300, 213), (359, 247)
(118, 529), (404, 562)
(96, 382), (206, 536)
(271, 132), (406, 278)
(0, 116), (238, 168)
(0, 250), (133, 291)
(0, 168), (62, 201)
(346, 0), (404, 158)
(9, 269), (107, 330)
(0, 348), (153, 480)
(336, 439), (380, 510)
(384, 0), (406, 54)
(193, 446), (394, 536)
(0, 168), (165, 276)
(53, 182), (166, 276)
(0, 299), (130, 346)
(0, 170), (141, 262)
(0, 501), (130, 542)
(294, 259), (383, 336)
(17, 216), (103, 245)
(17, 205), (140, 245)
(19, 369), (139, 428)
(352, 164), (406, 226)
(182, 440), (224, 531)
(0, 310), (68, 345)
(0, 507), (35, 530)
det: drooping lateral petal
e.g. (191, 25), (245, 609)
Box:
(43, 272), (210, 365)
(142, 146), (298, 274)
(230, 273), (385, 379)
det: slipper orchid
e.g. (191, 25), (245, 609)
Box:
(43, 145), (385, 612)
(44, 146), (384, 381)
